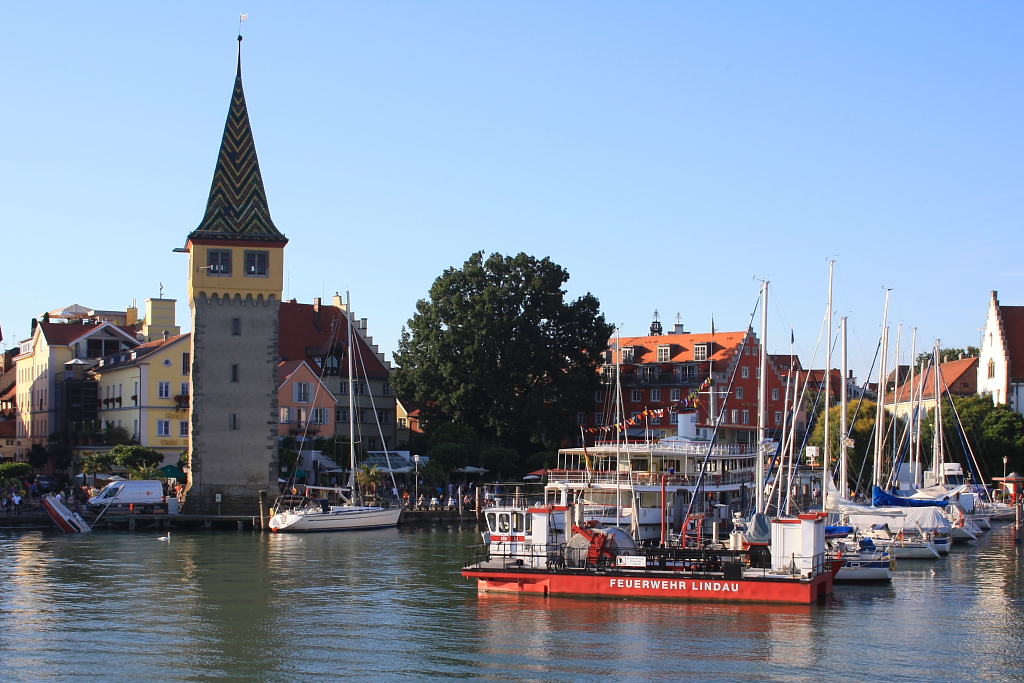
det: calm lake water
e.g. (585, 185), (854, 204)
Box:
(0, 521), (1022, 682)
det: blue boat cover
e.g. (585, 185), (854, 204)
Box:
(872, 485), (948, 508)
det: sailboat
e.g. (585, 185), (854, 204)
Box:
(269, 293), (402, 532)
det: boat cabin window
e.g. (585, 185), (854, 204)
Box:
(486, 512), (497, 532)
(512, 512), (525, 533)
(498, 513), (511, 534)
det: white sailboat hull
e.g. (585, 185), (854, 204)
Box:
(269, 505), (401, 532)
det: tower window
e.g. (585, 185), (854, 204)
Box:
(232, 318), (241, 336)
(208, 250), (231, 275)
(245, 251), (269, 277)
(231, 364), (239, 382)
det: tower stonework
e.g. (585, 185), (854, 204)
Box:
(182, 38), (288, 515)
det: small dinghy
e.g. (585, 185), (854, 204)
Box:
(41, 494), (92, 533)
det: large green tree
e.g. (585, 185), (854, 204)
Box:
(394, 252), (613, 452)
(920, 394), (1024, 478)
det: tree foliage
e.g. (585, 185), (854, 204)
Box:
(0, 462), (32, 481)
(109, 445), (164, 472)
(27, 443), (50, 470)
(808, 399), (884, 491)
(920, 394), (1024, 478)
(915, 346), (980, 368)
(393, 251), (613, 451)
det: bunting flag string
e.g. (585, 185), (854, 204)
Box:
(585, 376), (712, 434)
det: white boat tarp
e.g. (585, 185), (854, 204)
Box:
(910, 484), (967, 500)
(848, 506), (952, 532)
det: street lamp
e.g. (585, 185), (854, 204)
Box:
(413, 454), (420, 509)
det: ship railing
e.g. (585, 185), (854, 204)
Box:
(464, 542), (567, 569)
(546, 470), (754, 488)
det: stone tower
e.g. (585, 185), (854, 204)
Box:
(182, 36), (288, 515)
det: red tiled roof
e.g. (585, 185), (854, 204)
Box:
(615, 330), (751, 365)
(1001, 306), (1024, 382)
(278, 302), (390, 379)
(36, 321), (138, 346)
(886, 356), (978, 404)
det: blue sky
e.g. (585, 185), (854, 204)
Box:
(2, 3), (1021, 381)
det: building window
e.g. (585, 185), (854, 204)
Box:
(157, 420), (170, 437)
(741, 410), (750, 425)
(294, 382), (310, 403)
(670, 388), (681, 402)
(180, 421), (189, 437)
(312, 408), (328, 424)
(694, 344), (710, 362)
(208, 250), (231, 275)
(631, 389), (642, 403)
(182, 353), (190, 375)
(577, 412), (588, 425)
(231, 365), (239, 382)
(229, 413), (239, 430)
(736, 387), (744, 400)
(772, 388), (779, 401)
(232, 318), (241, 336)
(741, 367), (750, 379)
(244, 250), (269, 277)
(774, 411), (782, 426)
(335, 408), (348, 423)
(280, 408), (292, 423)
(158, 381), (171, 399)
(651, 389), (662, 402)
(657, 346), (671, 363)
(594, 414), (605, 426)
(595, 390), (606, 403)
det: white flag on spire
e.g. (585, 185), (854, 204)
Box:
(240, 13), (248, 21)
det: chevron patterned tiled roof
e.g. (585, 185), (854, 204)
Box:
(189, 38), (287, 244)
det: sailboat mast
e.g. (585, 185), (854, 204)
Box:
(756, 280), (768, 515)
(892, 324), (902, 481)
(873, 289), (891, 490)
(840, 316), (849, 498)
(908, 327), (918, 489)
(347, 291), (357, 493)
(823, 261), (834, 501)
(933, 339), (943, 483)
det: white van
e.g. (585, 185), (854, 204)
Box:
(88, 480), (166, 509)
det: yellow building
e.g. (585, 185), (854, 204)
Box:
(91, 333), (192, 465)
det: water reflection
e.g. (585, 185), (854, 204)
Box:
(0, 524), (1021, 682)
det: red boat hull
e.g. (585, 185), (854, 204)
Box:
(462, 568), (832, 605)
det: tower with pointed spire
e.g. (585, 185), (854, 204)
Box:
(182, 36), (286, 515)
